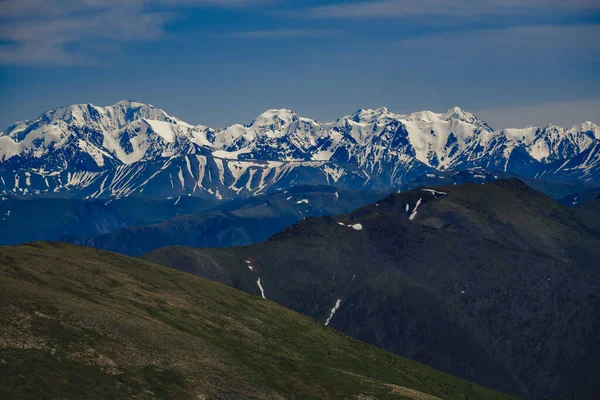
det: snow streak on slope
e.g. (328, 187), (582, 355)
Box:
(325, 299), (342, 326)
(409, 199), (423, 221)
(256, 278), (266, 299)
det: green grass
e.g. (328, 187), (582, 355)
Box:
(0, 241), (513, 399)
(141, 179), (600, 399)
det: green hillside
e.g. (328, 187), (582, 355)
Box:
(142, 179), (600, 399)
(0, 242), (512, 400)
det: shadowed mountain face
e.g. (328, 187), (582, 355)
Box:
(0, 242), (513, 400)
(574, 195), (600, 233)
(142, 179), (600, 399)
(68, 186), (387, 256)
(1, 175), (595, 254)
(0, 195), (218, 246)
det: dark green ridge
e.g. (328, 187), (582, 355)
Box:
(0, 242), (512, 400)
(142, 179), (600, 399)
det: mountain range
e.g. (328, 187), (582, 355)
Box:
(1, 101), (599, 399)
(1, 101), (598, 200)
(142, 179), (600, 399)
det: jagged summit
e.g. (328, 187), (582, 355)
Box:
(441, 106), (485, 125)
(250, 108), (296, 126)
(572, 121), (600, 139)
(1, 100), (598, 199)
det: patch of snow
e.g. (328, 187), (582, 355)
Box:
(409, 198), (422, 221)
(351, 223), (363, 231)
(422, 188), (447, 197)
(177, 167), (185, 189)
(312, 150), (333, 161)
(256, 278), (266, 299)
(296, 199), (309, 204)
(212, 148), (253, 160)
(144, 119), (176, 143)
(325, 299), (342, 326)
(323, 165), (345, 183)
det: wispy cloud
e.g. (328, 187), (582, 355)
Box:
(0, 0), (277, 65)
(475, 97), (600, 128)
(392, 24), (600, 53)
(307, 0), (600, 19)
(220, 28), (333, 38)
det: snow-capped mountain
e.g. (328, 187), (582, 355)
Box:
(0, 100), (210, 171)
(0, 101), (598, 199)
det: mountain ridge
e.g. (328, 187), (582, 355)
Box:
(1, 101), (598, 200)
(0, 241), (514, 399)
(142, 179), (600, 399)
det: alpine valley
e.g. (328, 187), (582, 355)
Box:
(1, 100), (599, 200)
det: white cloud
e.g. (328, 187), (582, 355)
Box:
(475, 98), (600, 128)
(0, 0), (278, 65)
(391, 24), (600, 55)
(220, 28), (333, 38)
(308, 0), (600, 19)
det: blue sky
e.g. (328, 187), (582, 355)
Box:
(0, 0), (599, 130)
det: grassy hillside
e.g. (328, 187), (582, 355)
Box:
(0, 242), (512, 400)
(143, 179), (600, 399)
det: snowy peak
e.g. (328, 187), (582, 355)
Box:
(209, 108), (323, 160)
(572, 121), (600, 139)
(250, 109), (296, 129)
(350, 106), (392, 121)
(441, 106), (485, 126)
(501, 123), (599, 163)
(39, 101), (171, 131)
(1, 102), (599, 200)
(3, 100), (180, 138)
(0, 101), (194, 170)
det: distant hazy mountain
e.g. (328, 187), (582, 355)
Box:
(142, 179), (600, 399)
(1, 101), (598, 199)
(0, 195), (217, 245)
(69, 186), (387, 256)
